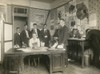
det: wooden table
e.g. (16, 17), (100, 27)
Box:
(4, 47), (66, 74)
(68, 38), (86, 68)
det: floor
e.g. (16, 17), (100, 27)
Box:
(0, 63), (100, 74)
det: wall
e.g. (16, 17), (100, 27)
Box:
(7, 0), (51, 10)
(14, 17), (27, 33)
(51, 0), (71, 9)
(89, 0), (100, 30)
(29, 8), (49, 30)
(47, 0), (90, 35)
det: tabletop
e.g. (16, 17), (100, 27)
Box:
(5, 47), (66, 55)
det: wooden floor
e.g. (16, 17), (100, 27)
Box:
(0, 63), (100, 74)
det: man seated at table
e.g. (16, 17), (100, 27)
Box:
(69, 28), (81, 38)
(29, 33), (40, 67)
(86, 29), (100, 68)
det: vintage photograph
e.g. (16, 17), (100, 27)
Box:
(0, 0), (100, 74)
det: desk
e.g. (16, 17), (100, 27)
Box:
(68, 38), (86, 68)
(4, 47), (66, 74)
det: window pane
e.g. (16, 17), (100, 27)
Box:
(0, 43), (1, 61)
(0, 20), (3, 41)
(0, 25), (1, 41)
(4, 42), (12, 53)
(4, 24), (12, 41)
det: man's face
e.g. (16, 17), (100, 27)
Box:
(44, 25), (47, 29)
(32, 34), (37, 38)
(59, 20), (65, 27)
(17, 28), (20, 33)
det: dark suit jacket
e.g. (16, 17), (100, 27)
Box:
(58, 25), (69, 46)
(86, 29), (100, 54)
(20, 30), (30, 46)
(30, 29), (43, 42)
(53, 29), (59, 37)
(14, 33), (22, 47)
(41, 29), (51, 47)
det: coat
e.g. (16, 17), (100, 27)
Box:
(30, 29), (44, 42)
(14, 33), (22, 47)
(58, 25), (69, 47)
(20, 30), (30, 46)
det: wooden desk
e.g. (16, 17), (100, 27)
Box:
(68, 38), (86, 68)
(4, 47), (66, 74)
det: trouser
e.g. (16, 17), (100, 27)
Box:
(93, 52), (100, 67)
(64, 45), (68, 67)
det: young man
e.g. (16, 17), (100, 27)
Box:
(20, 24), (30, 47)
(29, 33), (40, 49)
(58, 19), (69, 48)
(69, 29), (81, 38)
(14, 27), (22, 48)
(30, 23), (40, 38)
(58, 19), (69, 67)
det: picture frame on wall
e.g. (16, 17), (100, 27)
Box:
(57, 6), (65, 20)
(34, 14), (45, 25)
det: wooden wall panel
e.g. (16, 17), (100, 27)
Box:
(6, 5), (12, 23)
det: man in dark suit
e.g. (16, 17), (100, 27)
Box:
(20, 24), (30, 47)
(14, 27), (22, 48)
(69, 29), (81, 38)
(86, 29), (100, 68)
(58, 19), (69, 48)
(58, 19), (69, 67)
(41, 24), (51, 47)
(30, 23), (43, 42)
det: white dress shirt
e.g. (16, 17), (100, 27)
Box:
(29, 37), (40, 49)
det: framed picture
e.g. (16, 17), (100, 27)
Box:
(57, 6), (65, 20)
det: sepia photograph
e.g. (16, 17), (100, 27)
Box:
(0, 0), (100, 74)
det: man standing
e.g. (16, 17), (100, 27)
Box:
(30, 23), (39, 38)
(58, 19), (69, 48)
(58, 19), (69, 67)
(20, 24), (30, 47)
(42, 24), (51, 47)
(14, 27), (22, 48)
